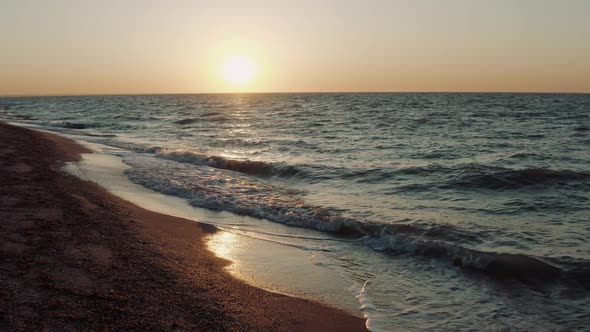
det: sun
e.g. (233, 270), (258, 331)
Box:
(222, 54), (256, 87)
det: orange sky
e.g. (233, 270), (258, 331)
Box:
(1, 0), (589, 96)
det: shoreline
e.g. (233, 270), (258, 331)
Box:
(0, 122), (367, 331)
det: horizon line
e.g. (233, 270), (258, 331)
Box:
(1, 90), (589, 98)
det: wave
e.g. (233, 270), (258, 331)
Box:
(372, 164), (590, 190)
(290, 218), (585, 283)
(508, 152), (544, 159)
(362, 231), (563, 281)
(80, 132), (117, 138)
(201, 111), (225, 117)
(61, 122), (88, 129)
(211, 160), (590, 190)
(122, 155), (590, 284)
(173, 114), (228, 125)
(153, 148), (303, 178)
(47, 121), (96, 129)
(448, 167), (590, 190)
(206, 138), (267, 148)
(173, 118), (199, 125)
(13, 114), (35, 120)
(0, 107), (36, 121)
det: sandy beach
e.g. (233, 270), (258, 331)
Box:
(0, 121), (367, 331)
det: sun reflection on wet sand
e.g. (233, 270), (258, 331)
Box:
(207, 230), (243, 275)
(206, 229), (360, 314)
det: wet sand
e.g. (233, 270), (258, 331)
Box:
(0, 122), (367, 331)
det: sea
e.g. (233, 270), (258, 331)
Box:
(1, 93), (589, 331)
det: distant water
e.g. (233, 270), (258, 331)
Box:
(2, 93), (589, 331)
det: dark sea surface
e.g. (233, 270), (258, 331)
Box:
(2, 93), (589, 331)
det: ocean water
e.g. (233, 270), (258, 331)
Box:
(1, 93), (589, 331)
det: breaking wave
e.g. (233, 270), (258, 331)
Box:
(122, 154), (590, 284)
(153, 148), (303, 178)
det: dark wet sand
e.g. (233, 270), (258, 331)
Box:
(0, 122), (367, 331)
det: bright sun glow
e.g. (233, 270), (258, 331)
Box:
(222, 55), (256, 87)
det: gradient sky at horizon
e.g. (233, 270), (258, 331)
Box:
(1, 0), (590, 95)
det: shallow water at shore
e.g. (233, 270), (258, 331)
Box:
(61, 142), (361, 315)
